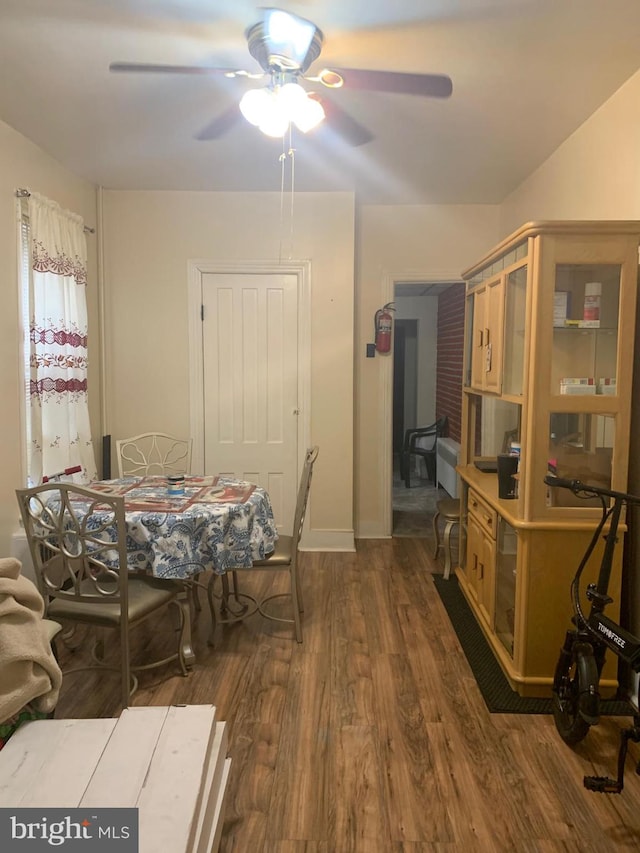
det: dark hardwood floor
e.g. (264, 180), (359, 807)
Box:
(53, 539), (640, 852)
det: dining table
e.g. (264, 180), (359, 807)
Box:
(87, 474), (278, 579)
(80, 474), (278, 664)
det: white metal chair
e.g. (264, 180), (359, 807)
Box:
(116, 432), (196, 608)
(115, 432), (193, 477)
(207, 446), (319, 644)
(16, 483), (189, 709)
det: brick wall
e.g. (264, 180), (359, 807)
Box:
(436, 285), (465, 443)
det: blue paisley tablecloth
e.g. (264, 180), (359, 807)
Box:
(81, 475), (278, 579)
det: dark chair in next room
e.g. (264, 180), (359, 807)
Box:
(401, 416), (448, 488)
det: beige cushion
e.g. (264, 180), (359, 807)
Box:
(436, 498), (461, 520)
(252, 535), (294, 566)
(48, 576), (183, 627)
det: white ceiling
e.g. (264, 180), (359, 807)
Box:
(2, 0), (640, 205)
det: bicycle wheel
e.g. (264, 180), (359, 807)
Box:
(552, 640), (599, 745)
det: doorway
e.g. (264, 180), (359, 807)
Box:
(388, 279), (463, 538)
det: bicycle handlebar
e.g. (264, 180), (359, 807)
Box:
(544, 474), (640, 505)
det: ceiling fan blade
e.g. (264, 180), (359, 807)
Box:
(195, 105), (242, 141)
(328, 67), (453, 98)
(109, 62), (243, 76)
(315, 96), (373, 147)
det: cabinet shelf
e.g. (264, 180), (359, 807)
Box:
(554, 325), (616, 331)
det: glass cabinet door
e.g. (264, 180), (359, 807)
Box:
(495, 518), (517, 658)
(551, 263), (620, 396)
(503, 264), (527, 397)
(546, 261), (622, 499)
(546, 410), (616, 502)
(467, 394), (522, 462)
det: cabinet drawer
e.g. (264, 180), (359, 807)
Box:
(468, 489), (497, 540)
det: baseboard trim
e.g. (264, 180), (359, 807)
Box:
(354, 533), (392, 540)
(300, 529), (356, 552)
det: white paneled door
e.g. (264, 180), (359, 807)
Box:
(200, 272), (299, 532)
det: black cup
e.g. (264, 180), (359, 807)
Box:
(497, 454), (518, 499)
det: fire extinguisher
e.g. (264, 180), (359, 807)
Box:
(374, 302), (395, 354)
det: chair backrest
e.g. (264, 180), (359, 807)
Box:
(413, 416), (448, 451)
(115, 433), (193, 477)
(292, 446), (319, 547)
(15, 483), (129, 615)
(415, 428), (437, 452)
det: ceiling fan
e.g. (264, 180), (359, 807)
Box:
(109, 7), (453, 147)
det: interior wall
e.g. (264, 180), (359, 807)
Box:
(500, 71), (640, 233)
(0, 118), (98, 555)
(101, 190), (355, 549)
(355, 204), (501, 537)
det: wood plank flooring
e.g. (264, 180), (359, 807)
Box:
(53, 538), (640, 852)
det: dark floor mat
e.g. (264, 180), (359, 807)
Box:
(433, 573), (633, 715)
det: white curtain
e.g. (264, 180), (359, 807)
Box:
(26, 192), (97, 485)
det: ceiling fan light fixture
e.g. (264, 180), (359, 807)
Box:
(258, 104), (290, 138)
(292, 94), (325, 133)
(264, 8), (317, 69)
(110, 8), (452, 147)
(240, 81), (325, 137)
(278, 81), (307, 108)
(239, 87), (272, 126)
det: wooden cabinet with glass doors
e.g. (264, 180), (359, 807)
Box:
(456, 221), (640, 697)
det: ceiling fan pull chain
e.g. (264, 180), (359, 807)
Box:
(278, 137), (287, 262)
(288, 131), (296, 260)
